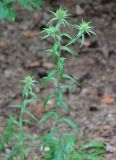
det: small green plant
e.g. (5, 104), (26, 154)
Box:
(0, 116), (15, 152)
(0, 76), (38, 160)
(40, 8), (106, 160)
(0, 0), (43, 21)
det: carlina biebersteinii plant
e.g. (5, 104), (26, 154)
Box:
(0, 8), (106, 160)
(39, 7), (106, 160)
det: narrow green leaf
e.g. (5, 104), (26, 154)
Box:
(53, 42), (59, 56)
(26, 98), (38, 105)
(44, 93), (56, 107)
(39, 111), (58, 124)
(62, 118), (80, 131)
(62, 102), (70, 114)
(61, 33), (72, 39)
(22, 119), (31, 124)
(48, 17), (58, 24)
(60, 84), (75, 89)
(64, 135), (75, 153)
(43, 69), (57, 86)
(24, 111), (37, 121)
(89, 30), (96, 35)
(57, 87), (63, 106)
(48, 69), (57, 77)
(61, 46), (75, 56)
(57, 57), (65, 71)
(66, 38), (77, 46)
(63, 73), (77, 83)
(10, 104), (21, 108)
(80, 141), (106, 151)
(46, 48), (53, 53)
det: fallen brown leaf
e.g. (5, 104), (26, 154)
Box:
(76, 5), (85, 15)
(22, 31), (39, 38)
(28, 60), (41, 68)
(100, 96), (114, 104)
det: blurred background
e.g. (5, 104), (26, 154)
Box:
(0, 0), (116, 159)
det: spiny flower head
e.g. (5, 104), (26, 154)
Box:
(76, 20), (95, 36)
(75, 20), (96, 47)
(23, 76), (36, 87)
(49, 7), (70, 26)
(42, 26), (57, 39)
(55, 8), (69, 20)
(22, 76), (36, 97)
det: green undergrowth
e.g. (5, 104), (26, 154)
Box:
(0, 0), (43, 21)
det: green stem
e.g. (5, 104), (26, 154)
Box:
(18, 97), (27, 159)
(55, 21), (66, 160)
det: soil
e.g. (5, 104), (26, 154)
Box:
(0, 0), (116, 159)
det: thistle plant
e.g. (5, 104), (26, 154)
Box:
(0, 8), (106, 160)
(40, 8), (105, 160)
(0, 76), (38, 160)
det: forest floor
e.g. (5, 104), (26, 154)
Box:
(0, 0), (116, 159)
